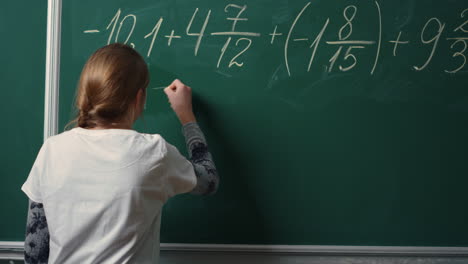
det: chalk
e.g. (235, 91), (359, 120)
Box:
(152, 86), (166, 90)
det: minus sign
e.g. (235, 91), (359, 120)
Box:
(293, 38), (309, 41)
(84, 30), (100, 33)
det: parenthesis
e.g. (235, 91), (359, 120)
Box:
(284, 2), (311, 77)
(371, 1), (382, 75)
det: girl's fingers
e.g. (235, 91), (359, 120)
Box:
(164, 83), (176, 94)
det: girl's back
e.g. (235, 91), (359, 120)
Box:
(24, 127), (196, 263)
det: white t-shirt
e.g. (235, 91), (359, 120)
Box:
(21, 127), (197, 264)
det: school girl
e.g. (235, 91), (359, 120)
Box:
(21, 43), (219, 263)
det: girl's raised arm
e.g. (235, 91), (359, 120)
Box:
(183, 122), (219, 195)
(165, 79), (220, 195)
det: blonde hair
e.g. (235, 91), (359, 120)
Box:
(68, 43), (149, 129)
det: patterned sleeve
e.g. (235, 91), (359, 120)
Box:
(24, 199), (49, 264)
(182, 122), (220, 195)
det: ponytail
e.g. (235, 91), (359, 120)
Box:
(66, 43), (149, 129)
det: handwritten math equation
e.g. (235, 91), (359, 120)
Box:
(84, 2), (468, 76)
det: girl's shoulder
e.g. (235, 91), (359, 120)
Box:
(44, 128), (169, 152)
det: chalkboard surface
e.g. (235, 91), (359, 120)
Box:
(0, 2), (47, 241)
(59, 0), (468, 246)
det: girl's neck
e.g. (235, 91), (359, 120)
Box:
(88, 120), (134, 130)
(88, 126), (132, 130)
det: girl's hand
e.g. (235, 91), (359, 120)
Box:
(164, 79), (197, 125)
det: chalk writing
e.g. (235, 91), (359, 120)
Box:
(82, 2), (468, 76)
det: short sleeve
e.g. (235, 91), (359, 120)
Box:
(21, 143), (47, 203)
(163, 141), (197, 198)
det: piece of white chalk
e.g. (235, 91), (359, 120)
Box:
(152, 86), (166, 90)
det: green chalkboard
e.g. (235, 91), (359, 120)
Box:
(0, 2), (47, 241)
(59, 0), (468, 246)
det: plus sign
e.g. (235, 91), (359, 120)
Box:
(389, 31), (409, 56)
(269, 25), (283, 44)
(165, 30), (181, 46)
